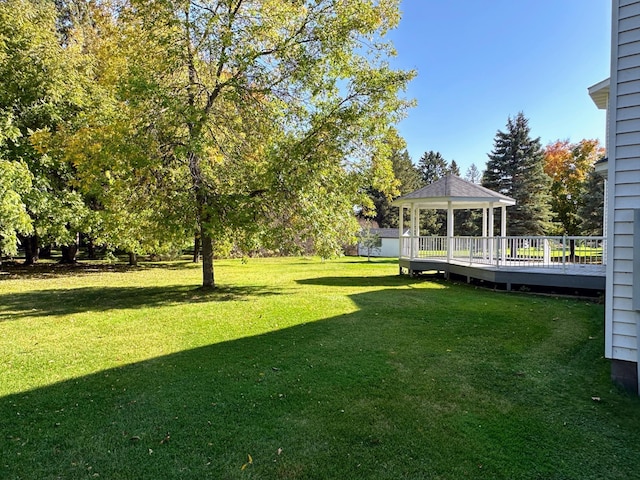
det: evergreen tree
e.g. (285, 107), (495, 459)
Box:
(578, 168), (605, 236)
(453, 161), (482, 236)
(482, 113), (552, 236)
(370, 149), (421, 228)
(418, 151), (449, 185)
(449, 160), (461, 176)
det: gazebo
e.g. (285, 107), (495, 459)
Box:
(393, 175), (516, 259)
(390, 174), (605, 291)
(392, 174), (515, 264)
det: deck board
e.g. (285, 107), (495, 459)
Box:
(399, 258), (605, 291)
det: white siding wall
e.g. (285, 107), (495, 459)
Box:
(358, 238), (398, 257)
(606, 0), (640, 363)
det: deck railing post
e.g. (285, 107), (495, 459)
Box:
(469, 239), (473, 265)
(562, 235), (566, 273)
(543, 238), (550, 266)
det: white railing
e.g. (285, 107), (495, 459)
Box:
(400, 236), (606, 269)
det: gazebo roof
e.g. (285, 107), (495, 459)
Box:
(392, 174), (516, 210)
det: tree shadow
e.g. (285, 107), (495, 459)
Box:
(0, 260), (206, 280)
(0, 261), (139, 280)
(297, 274), (444, 288)
(0, 284), (282, 322)
(342, 257), (399, 264)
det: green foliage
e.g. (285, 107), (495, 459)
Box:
(449, 159), (461, 176)
(0, 0), (96, 259)
(0, 0), (413, 273)
(415, 150), (462, 235)
(418, 150), (449, 185)
(578, 168), (606, 236)
(0, 113), (33, 256)
(0, 161), (33, 256)
(483, 113), (553, 235)
(68, 0), (415, 285)
(357, 220), (382, 260)
(369, 146), (421, 228)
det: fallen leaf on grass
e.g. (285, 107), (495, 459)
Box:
(241, 454), (253, 470)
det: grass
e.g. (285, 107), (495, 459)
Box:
(0, 257), (639, 479)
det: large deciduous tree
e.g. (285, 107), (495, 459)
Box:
(0, 0), (94, 264)
(75, 0), (413, 287)
(482, 113), (552, 236)
(0, 114), (32, 259)
(543, 139), (605, 236)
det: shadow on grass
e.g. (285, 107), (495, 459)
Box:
(0, 260), (202, 280)
(297, 274), (444, 288)
(284, 257), (399, 266)
(0, 285), (632, 479)
(345, 257), (399, 264)
(0, 284), (282, 322)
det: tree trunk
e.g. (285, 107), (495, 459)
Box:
(193, 233), (201, 263)
(87, 237), (97, 259)
(60, 233), (80, 264)
(40, 244), (52, 259)
(129, 251), (138, 266)
(569, 238), (576, 262)
(23, 234), (40, 265)
(201, 228), (215, 288)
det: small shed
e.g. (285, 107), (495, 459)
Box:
(358, 228), (408, 257)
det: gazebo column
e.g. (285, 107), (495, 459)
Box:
(415, 206), (421, 258)
(488, 206), (495, 263)
(447, 201), (454, 262)
(409, 203), (416, 260)
(482, 208), (488, 259)
(398, 205), (404, 260)
(500, 205), (507, 264)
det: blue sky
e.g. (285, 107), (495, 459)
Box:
(387, 0), (611, 175)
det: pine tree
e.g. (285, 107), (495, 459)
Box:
(449, 160), (461, 176)
(482, 113), (552, 236)
(418, 151), (449, 185)
(370, 149), (421, 228)
(578, 168), (605, 236)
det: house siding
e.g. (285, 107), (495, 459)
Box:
(607, 0), (640, 388)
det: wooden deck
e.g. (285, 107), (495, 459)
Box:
(399, 257), (605, 291)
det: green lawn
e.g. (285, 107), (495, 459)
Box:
(1, 257), (638, 479)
